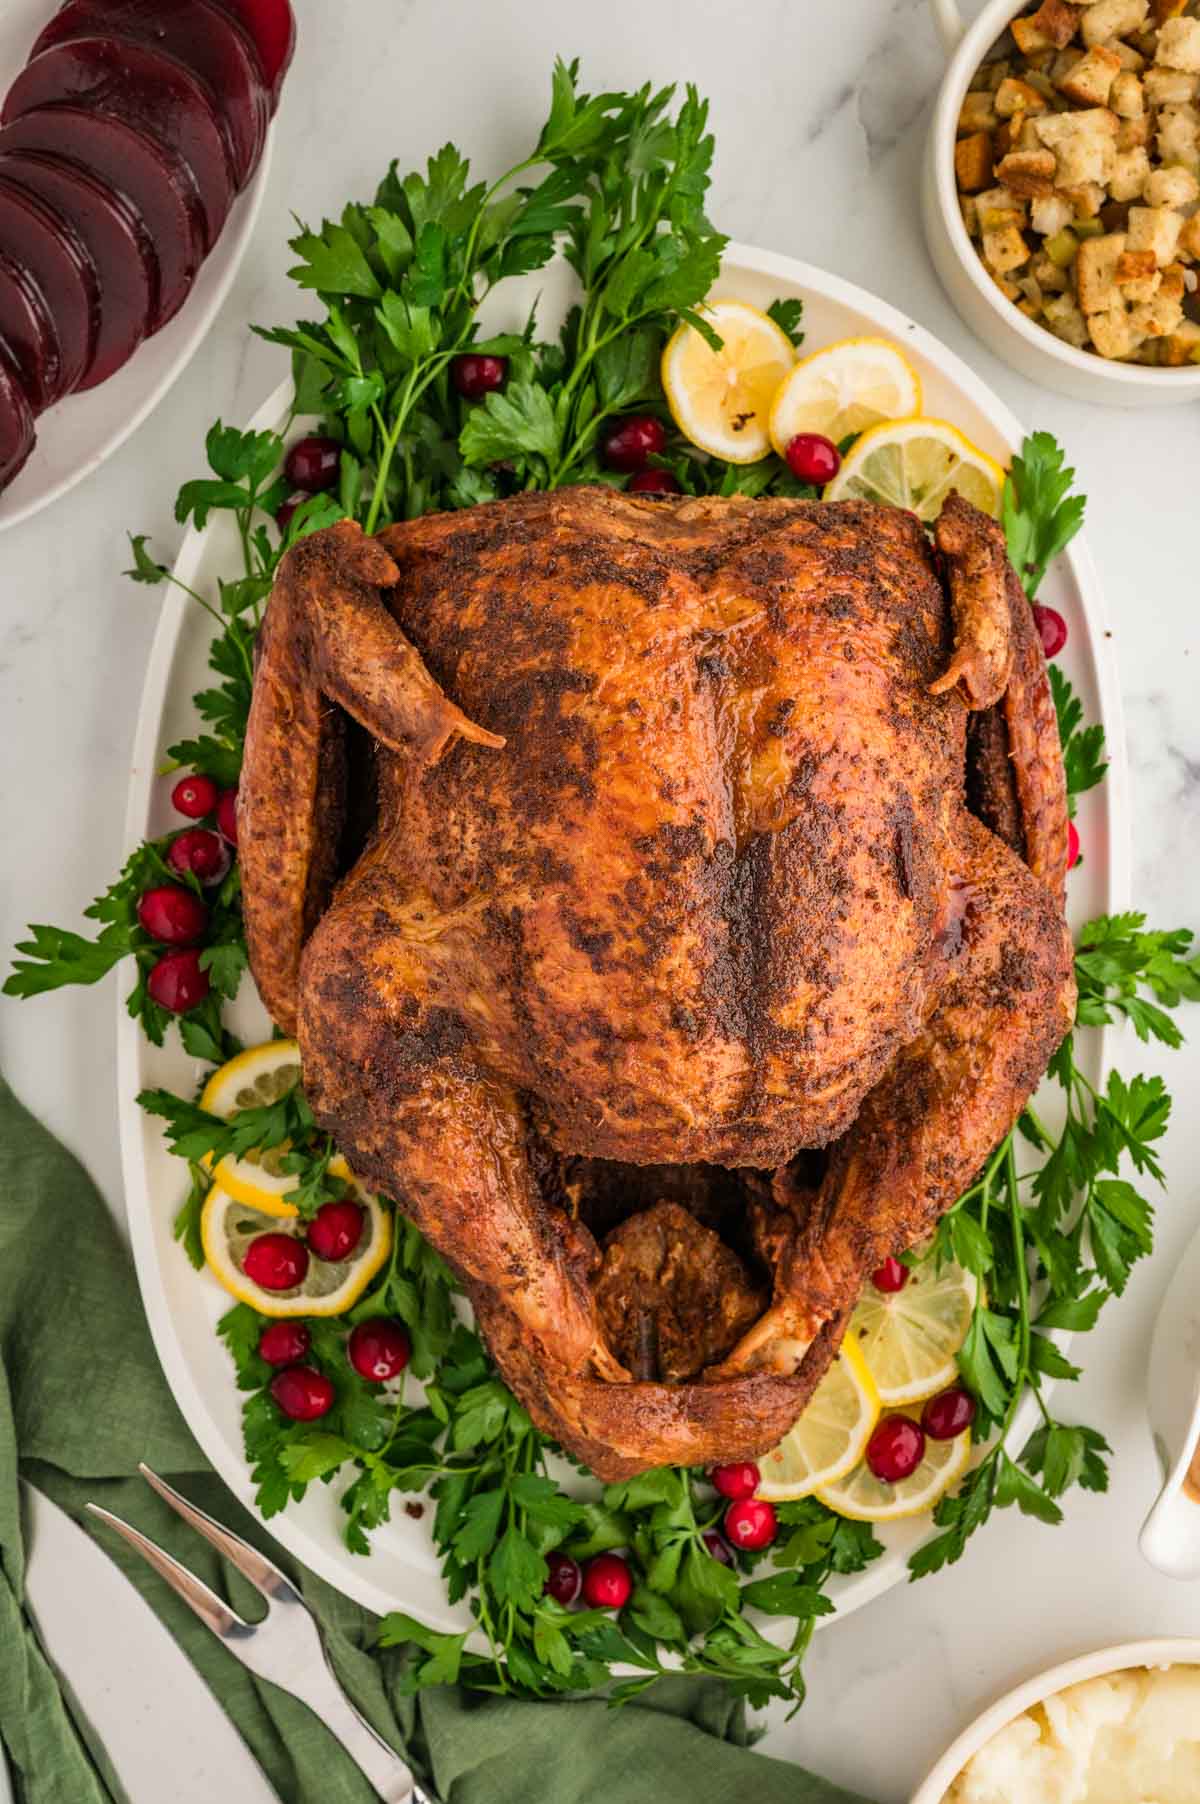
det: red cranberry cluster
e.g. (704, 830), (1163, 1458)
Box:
(139, 772), (239, 1014)
(276, 433), (343, 532)
(262, 1300), (412, 1424)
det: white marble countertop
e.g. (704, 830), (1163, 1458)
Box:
(2, 1), (1199, 1798)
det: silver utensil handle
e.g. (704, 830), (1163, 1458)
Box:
(296, 1673), (430, 1802)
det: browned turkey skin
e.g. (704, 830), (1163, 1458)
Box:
(238, 487), (1074, 1480)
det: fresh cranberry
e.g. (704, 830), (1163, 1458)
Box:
(1033, 603), (1067, 659)
(702, 1529), (733, 1565)
(784, 433), (841, 484)
(276, 491), (307, 533)
(628, 467), (682, 495)
(871, 1256), (908, 1294)
(284, 434), (341, 493)
(244, 1232), (308, 1291)
(137, 884), (208, 946)
(581, 1552), (633, 1610)
(451, 354), (507, 399)
(601, 415), (667, 473)
(711, 1461), (760, 1501)
(171, 772), (218, 819)
(258, 1321), (311, 1366)
(866, 1415), (925, 1483)
(921, 1385), (977, 1441)
(348, 1319), (411, 1382)
(270, 1365), (335, 1422)
(167, 828), (231, 887)
(147, 948), (210, 1013)
(307, 1199), (365, 1262)
(724, 1497), (777, 1552)
(543, 1550), (583, 1606)
(215, 786), (238, 846)
(1068, 820), (1080, 870)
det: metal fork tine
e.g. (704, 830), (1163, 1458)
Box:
(137, 1464), (299, 1606)
(84, 1504), (249, 1637)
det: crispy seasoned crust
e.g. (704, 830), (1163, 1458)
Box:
(240, 489), (1075, 1475)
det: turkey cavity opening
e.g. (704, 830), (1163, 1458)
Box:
(531, 1143), (827, 1383)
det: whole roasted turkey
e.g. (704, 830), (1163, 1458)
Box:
(238, 487), (1074, 1480)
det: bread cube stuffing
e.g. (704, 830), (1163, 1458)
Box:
(1061, 178), (1108, 214)
(1130, 285), (1186, 332)
(1108, 143), (1152, 195)
(1087, 302), (1141, 354)
(1160, 317), (1200, 361)
(957, 1), (1200, 369)
(1145, 66), (1200, 104)
(1146, 164), (1199, 205)
(1076, 229), (1127, 307)
(1081, 0), (1148, 48)
(1060, 43), (1123, 102)
(1044, 291), (1093, 341)
(1127, 201), (1185, 262)
(1110, 69), (1146, 113)
(997, 74), (1050, 114)
(1157, 103), (1200, 167)
(1031, 191), (1077, 234)
(997, 148), (1059, 194)
(1157, 16), (1200, 71)
(955, 131), (996, 191)
(1177, 213), (1200, 258)
(959, 91), (1000, 133)
(1035, 107), (1119, 184)
(983, 223), (1033, 272)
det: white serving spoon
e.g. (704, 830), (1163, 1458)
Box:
(1140, 1219), (1200, 1579)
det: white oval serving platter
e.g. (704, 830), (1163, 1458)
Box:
(0, 0), (274, 534)
(119, 243), (1128, 1632)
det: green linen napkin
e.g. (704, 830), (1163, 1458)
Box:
(0, 1074), (872, 1804)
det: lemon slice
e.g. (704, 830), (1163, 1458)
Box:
(754, 1338), (881, 1501)
(824, 417), (1005, 520)
(816, 1421), (972, 1521)
(662, 299), (796, 463)
(201, 1039), (303, 1215)
(848, 1256), (977, 1406)
(200, 1162), (391, 1316)
(768, 337), (921, 457)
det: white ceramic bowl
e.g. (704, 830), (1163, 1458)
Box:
(911, 1636), (1200, 1801)
(921, 0), (1200, 406)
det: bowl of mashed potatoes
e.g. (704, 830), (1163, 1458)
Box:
(912, 1638), (1200, 1803)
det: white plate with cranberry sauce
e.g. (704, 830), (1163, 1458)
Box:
(118, 245), (1128, 1634)
(0, 0), (294, 532)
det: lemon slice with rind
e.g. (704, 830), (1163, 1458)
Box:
(662, 299), (796, 463)
(200, 1162), (391, 1317)
(848, 1256), (977, 1407)
(824, 417), (1005, 521)
(768, 336), (921, 457)
(816, 1422), (971, 1522)
(200, 1039), (303, 1216)
(754, 1338), (880, 1501)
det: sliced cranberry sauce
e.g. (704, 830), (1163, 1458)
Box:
(0, 105), (202, 330)
(0, 150), (155, 386)
(3, 37), (234, 251)
(0, 352), (35, 487)
(0, 247), (61, 410)
(0, 175), (96, 394)
(32, 0), (269, 190)
(214, 0), (295, 109)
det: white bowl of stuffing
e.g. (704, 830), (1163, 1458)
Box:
(923, 0), (1200, 403)
(911, 1637), (1200, 1802)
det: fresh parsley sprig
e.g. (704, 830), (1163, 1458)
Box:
(1001, 430), (1086, 599)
